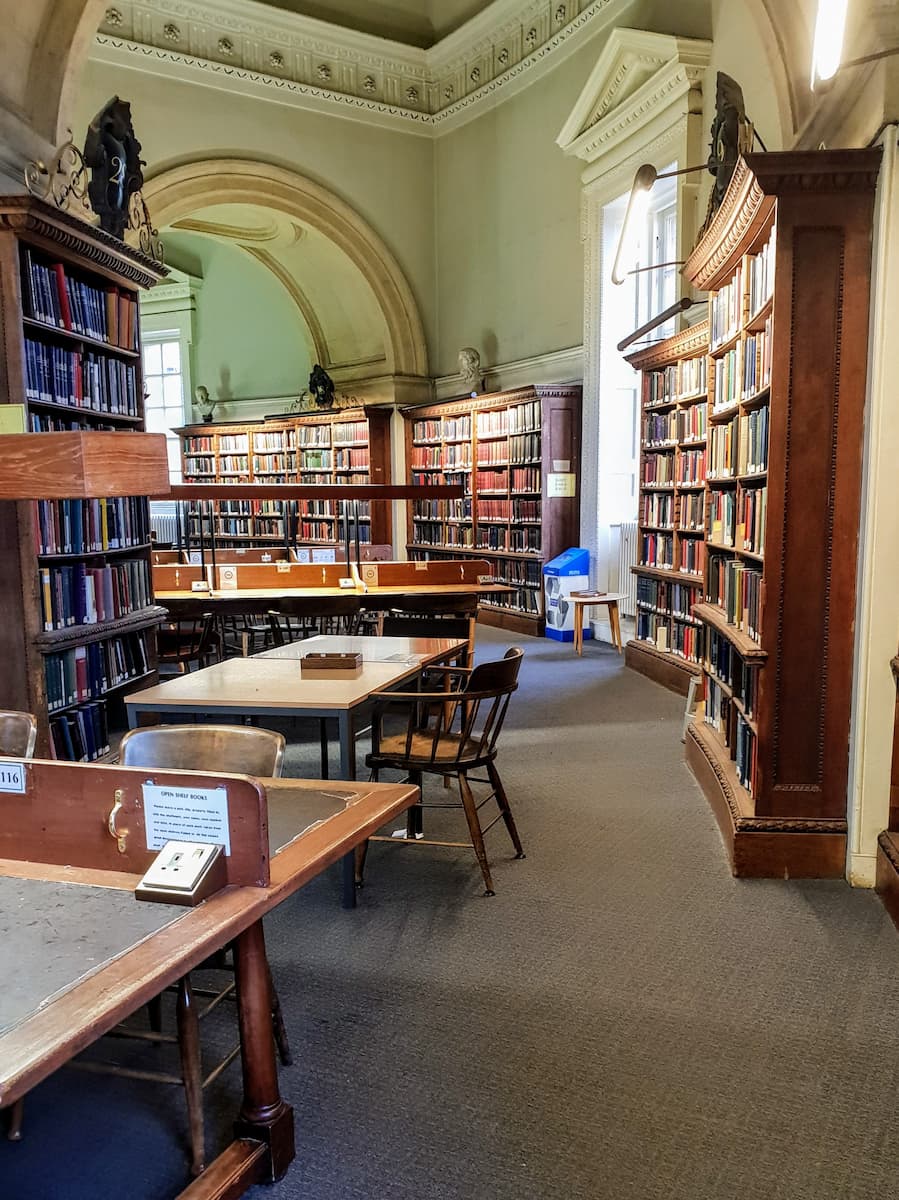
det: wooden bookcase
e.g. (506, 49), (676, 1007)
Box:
(400, 384), (581, 635)
(0, 196), (167, 760)
(625, 321), (708, 696)
(875, 656), (899, 923)
(175, 407), (392, 551)
(681, 149), (880, 877)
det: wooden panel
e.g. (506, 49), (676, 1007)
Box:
(0, 758), (269, 885)
(368, 558), (491, 586)
(625, 638), (700, 696)
(0, 432), (170, 498)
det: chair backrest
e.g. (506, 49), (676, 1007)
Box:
(0, 710), (38, 758)
(381, 615), (472, 644)
(466, 646), (524, 694)
(119, 724), (285, 777)
(159, 613), (214, 662)
(389, 594), (479, 618)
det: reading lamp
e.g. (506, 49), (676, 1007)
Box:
(610, 162), (708, 285)
(616, 296), (704, 354)
(811, 0), (899, 89)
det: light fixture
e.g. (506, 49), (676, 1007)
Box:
(810, 0), (899, 90)
(610, 162), (709, 286)
(617, 296), (704, 354)
(811, 0), (849, 87)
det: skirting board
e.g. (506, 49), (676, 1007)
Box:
(625, 638), (699, 697)
(685, 723), (847, 878)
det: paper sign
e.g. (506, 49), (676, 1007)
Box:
(188, 551), (202, 565)
(312, 548), (336, 563)
(361, 564), (379, 586)
(277, 561), (291, 573)
(218, 565), (238, 590)
(0, 761), (26, 793)
(294, 548), (311, 563)
(0, 405), (27, 435)
(142, 783), (231, 854)
(547, 473), (576, 498)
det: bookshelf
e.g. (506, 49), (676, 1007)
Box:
(400, 385), (581, 634)
(0, 196), (167, 761)
(875, 657), (899, 924)
(625, 321), (709, 696)
(176, 407), (392, 551)
(680, 149), (880, 877)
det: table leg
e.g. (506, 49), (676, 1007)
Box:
(338, 712), (358, 909)
(574, 604), (583, 656)
(232, 921), (294, 1180)
(609, 602), (622, 653)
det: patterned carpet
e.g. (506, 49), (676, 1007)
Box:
(5, 626), (899, 1199)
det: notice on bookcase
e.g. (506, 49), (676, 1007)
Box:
(0, 761), (27, 793)
(312, 548), (337, 563)
(143, 783), (231, 854)
(547, 473), (576, 498)
(218, 564), (238, 590)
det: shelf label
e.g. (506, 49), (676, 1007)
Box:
(0, 761), (26, 793)
(143, 783), (231, 854)
(547, 472), (575, 498)
(218, 565), (238, 589)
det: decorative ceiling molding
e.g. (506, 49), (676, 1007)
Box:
(171, 215), (281, 241)
(93, 0), (638, 136)
(556, 28), (711, 175)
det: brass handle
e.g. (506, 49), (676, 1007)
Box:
(107, 789), (128, 854)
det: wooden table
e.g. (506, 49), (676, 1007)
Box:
(153, 582), (511, 618)
(571, 592), (626, 655)
(0, 775), (418, 1200)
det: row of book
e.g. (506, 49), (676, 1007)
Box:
(333, 421), (368, 445)
(509, 432), (541, 462)
(297, 425), (331, 446)
(643, 454), (675, 485)
(220, 434), (250, 452)
(476, 410), (509, 438)
(476, 441), (510, 467)
(708, 418), (739, 478)
(743, 317), (772, 397)
(679, 538), (706, 576)
(513, 499), (540, 522)
(740, 485), (767, 555)
(678, 449), (706, 485)
(646, 365), (677, 406)
(411, 446), (443, 469)
(445, 443), (471, 468)
(641, 532), (674, 569)
(642, 492), (674, 527)
(512, 466), (540, 492)
(670, 619), (703, 663)
(24, 339), (139, 415)
(184, 435), (214, 452)
(501, 559), (542, 586)
(482, 586), (541, 616)
(45, 630), (151, 712)
(748, 229), (776, 316)
(301, 450), (333, 469)
(510, 527), (541, 553)
(707, 554), (763, 640)
(711, 263), (743, 347)
(643, 412), (677, 446)
(637, 609), (666, 644)
(508, 400), (541, 434)
(185, 458), (215, 476)
(49, 703), (110, 763)
(220, 455), (249, 473)
(334, 448), (369, 469)
(680, 492), (705, 530)
(739, 407), (769, 475)
(253, 454), (294, 473)
(21, 248), (139, 350)
(39, 558), (152, 630)
(709, 489), (737, 545)
(36, 497), (149, 556)
(713, 344), (742, 410)
(412, 418), (441, 443)
(413, 520), (443, 545)
(476, 469), (508, 492)
(30, 413), (116, 433)
(445, 525), (475, 548)
(704, 630), (759, 720)
(677, 403), (707, 443)
(646, 355), (709, 406)
(479, 499), (512, 520)
(734, 711), (758, 791)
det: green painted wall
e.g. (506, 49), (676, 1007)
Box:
(164, 231), (311, 420)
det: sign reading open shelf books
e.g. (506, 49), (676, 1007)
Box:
(0, 195), (167, 761)
(628, 148), (881, 879)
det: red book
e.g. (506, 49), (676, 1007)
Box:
(52, 263), (73, 331)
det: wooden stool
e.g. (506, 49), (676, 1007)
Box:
(571, 593), (627, 655)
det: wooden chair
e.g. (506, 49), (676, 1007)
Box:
(105, 724), (288, 1175)
(157, 612), (217, 674)
(380, 594), (478, 665)
(218, 612), (272, 658)
(268, 594), (360, 642)
(0, 711), (37, 1141)
(360, 648), (525, 895)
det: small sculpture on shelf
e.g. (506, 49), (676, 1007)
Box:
(309, 363), (336, 409)
(83, 96), (145, 239)
(194, 384), (216, 423)
(459, 347), (484, 396)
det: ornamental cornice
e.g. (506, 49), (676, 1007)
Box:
(94, 0), (637, 136)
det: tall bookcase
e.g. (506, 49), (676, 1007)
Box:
(176, 407), (392, 550)
(625, 321), (709, 696)
(681, 149), (880, 878)
(400, 384), (581, 634)
(0, 196), (167, 760)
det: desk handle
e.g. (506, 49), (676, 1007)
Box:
(108, 789), (128, 854)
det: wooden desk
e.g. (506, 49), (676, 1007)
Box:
(571, 593), (626, 655)
(126, 636), (465, 780)
(0, 774), (418, 1200)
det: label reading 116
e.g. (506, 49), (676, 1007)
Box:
(0, 762), (26, 793)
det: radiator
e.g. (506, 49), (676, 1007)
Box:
(150, 511), (179, 546)
(617, 521), (639, 617)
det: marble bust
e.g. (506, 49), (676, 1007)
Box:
(195, 384), (216, 423)
(459, 347), (483, 396)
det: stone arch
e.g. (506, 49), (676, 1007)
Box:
(143, 159), (429, 378)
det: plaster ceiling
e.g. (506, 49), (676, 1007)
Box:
(167, 202), (389, 376)
(255, 0), (499, 47)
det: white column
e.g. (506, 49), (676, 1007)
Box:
(847, 126), (899, 886)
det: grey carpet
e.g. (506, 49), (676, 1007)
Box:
(4, 627), (899, 1199)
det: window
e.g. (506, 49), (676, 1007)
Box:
(143, 333), (185, 483)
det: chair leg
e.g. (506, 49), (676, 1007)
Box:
(175, 976), (205, 1177)
(406, 770), (423, 838)
(458, 772), (495, 896)
(354, 839), (369, 886)
(268, 965), (292, 1066)
(5, 1098), (24, 1141)
(147, 992), (163, 1041)
(487, 761), (525, 859)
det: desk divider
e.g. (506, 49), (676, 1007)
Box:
(0, 758), (269, 886)
(152, 563), (209, 592)
(362, 559), (492, 586)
